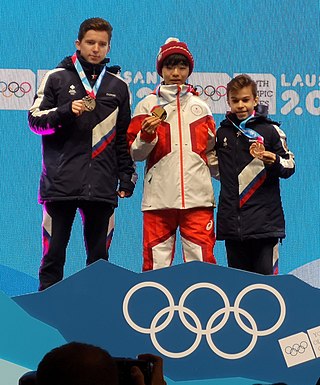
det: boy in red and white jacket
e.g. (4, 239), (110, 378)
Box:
(127, 38), (218, 271)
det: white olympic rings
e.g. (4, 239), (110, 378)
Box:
(122, 281), (286, 359)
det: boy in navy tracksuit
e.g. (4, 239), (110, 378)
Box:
(216, 74), (295, 274)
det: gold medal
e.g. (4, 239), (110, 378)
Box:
(152, 106), (167, 121)
(249, 141), (265, 158)
(82, 95), (96, 112)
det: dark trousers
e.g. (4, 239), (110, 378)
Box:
(225, 238), (278, 275)
(39, 200), (114, 290)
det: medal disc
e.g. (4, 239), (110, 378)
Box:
(82, 95), (96, 112)
(249, 141), (265, 158)
(152, 106), (167, 121)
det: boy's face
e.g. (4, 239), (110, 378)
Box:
(227, 86), (258, 121)
(75, 30), (110, 64)
(161, 62), (189, 85)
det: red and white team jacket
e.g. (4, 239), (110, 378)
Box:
(127, 84), (218, 211)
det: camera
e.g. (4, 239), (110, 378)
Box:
(114, 357), (152, 385)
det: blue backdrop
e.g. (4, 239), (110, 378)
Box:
(0, 0), (319, 295)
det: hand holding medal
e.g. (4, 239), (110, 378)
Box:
(141, 107), (166, 135)
(72, 99), (86, 117)
(249, 140), (265, 159)
(72, 96), (96, 116)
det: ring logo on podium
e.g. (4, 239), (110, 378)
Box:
(279, 327), (320, 367)
(285, 341), (309, 356)
(123, 282), (286, 359)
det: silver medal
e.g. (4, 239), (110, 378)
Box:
(82, 95), (96, 112)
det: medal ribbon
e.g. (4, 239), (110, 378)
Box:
(230, 111), (264, 143)
(72, 53), (106, 99)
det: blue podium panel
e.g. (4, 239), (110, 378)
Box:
(11, 261), (320, 385)
(0, 290), (65, 370)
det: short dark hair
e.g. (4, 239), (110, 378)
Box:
(36, 342), (118, 385)
(162, 54), (190, 68)
(78, 17), (113, 42)
(227, 74), (257, 99)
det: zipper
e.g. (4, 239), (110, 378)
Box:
(177, 86), (185, 208)
(236, 133), (241, 239)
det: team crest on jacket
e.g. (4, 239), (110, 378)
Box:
(191, 104), (203, 116)
(68, 85), (76, 95)
(223, 137), (228, 148)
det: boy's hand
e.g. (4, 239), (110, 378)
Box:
(259, 151), (277, 165)
(117, 190), (131, 198)
(141, 116), (161, 135)
(72, 100), (85, 116)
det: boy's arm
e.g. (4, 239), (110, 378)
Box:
(127, 102), (159, 161)
(261, 125), (295, 179)
(28, 70), (76, 135)
(115, 84), (137, 197)
(206, 115), (219, 180)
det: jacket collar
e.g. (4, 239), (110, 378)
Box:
(153, 84), (195, 103)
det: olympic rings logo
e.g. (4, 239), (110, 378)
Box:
(195, 84), (227, 101)
(285, 341), (308, 356)
(123, 282), (286, 359)
(0, 81), (32, 98)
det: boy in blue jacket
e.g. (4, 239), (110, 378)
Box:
(28, 18), (136, 290)
(216, 74), (295, 274)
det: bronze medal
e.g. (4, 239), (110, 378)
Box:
(152, 106), (167, 121)
(249, 141), (265, 158)
(82, 95), (96, 112)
